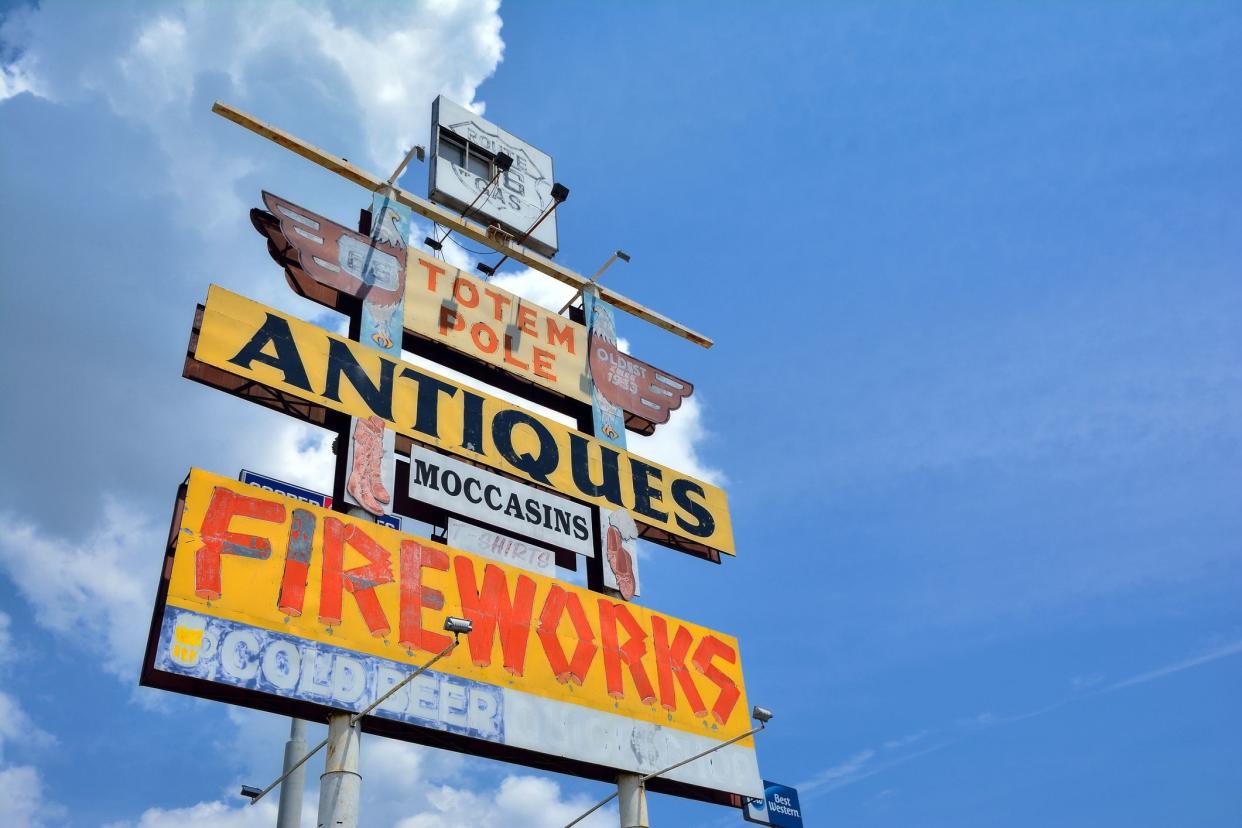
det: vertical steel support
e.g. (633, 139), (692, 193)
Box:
(317, 712), (361, 827)
(276, 718), (307, 828)
(616, 773), (649, 828)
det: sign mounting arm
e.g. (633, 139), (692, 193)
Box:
(210, 100), (713, 349)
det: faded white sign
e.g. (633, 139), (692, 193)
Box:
(428, 95), (559, 257)
(446, 519), (557, 578)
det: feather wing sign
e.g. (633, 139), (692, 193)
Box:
(588, 301), (694, 427)
(251, 191), (406, 345)
(252, 192), (695, 432)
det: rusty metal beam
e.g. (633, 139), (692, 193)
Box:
(211, 100), (713, 349)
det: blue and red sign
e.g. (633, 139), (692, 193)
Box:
(239, 470), (400, 531)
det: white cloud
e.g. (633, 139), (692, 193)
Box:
(105, 799), (280, 828)
(395, 774), (615, 828)
(0, 611), (11, 663)
(629, 396), (724, 486)
(0, 63), (38, 100)
(243, 420), (339, 495)
(0, 499), (159, 680)
(107, 770), (613, 828)
(488, 267), (579, 316)
(0, 765), (60, 828)
(799, 748), (876, 792)
(0, 676), (60, 828)
(1105, 638), (1242, 692)
(0, 693), (55, 764)
(1, 0), (504, 231)
(795, 728), (945, 799)
(112, 708), (609, 828)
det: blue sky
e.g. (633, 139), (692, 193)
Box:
(1, 1), (1239, 826)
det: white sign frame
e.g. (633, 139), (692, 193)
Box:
(428, 95), (559, 257)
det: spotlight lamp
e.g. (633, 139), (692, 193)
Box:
(752, 705), (774, 724)
(239, 785), (263, 800)
(443, 616), (473, 636)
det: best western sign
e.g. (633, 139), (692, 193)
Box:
(189, 285), (735, 559)
(142, 470), (760, 800)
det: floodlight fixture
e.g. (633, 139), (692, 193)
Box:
(443, 616), (473, 636)
(752, 705), (774, 723)
(471, 182), (569, 279)
(423, 236), (443, 251)
(386, 144), (426, 185)
(556, 249), (632, 315)
(239, 785), (263, 800)
(495, 151), (514, 172)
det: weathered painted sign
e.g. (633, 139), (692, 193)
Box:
(143, 470), (760, 800)
(586, 291), (693, 431)
(252, 191), (407, 319)
(252, 192), (695, 433)
(602, 508), (641, 600)
(190, 285), (735, 558)
(446, 519), (556, 578)
(429, 95), (560, 258)
(406, 250), (590, 403)
(583, 291), (628, 447)
(344, 192), (410, 520)
(407, 444), (594, 559)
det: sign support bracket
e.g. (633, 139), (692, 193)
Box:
(210, 101), (714, 349)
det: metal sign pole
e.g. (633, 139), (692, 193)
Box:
(616, 772), (650, 828)
(317, 713), (362, 826)
(275, 718), (307, 828)
(315, 187), (408, 828)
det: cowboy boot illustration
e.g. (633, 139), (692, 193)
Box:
(603, 508), (635, 598)
(363, 415), (391, 505)
(347, 417), (385, 515)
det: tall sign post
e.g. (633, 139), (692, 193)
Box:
(582, 282), (645, 825)
(318, 186), (414, 828)
(141, 97), (784, 828)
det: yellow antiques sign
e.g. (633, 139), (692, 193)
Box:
(191, 285), (735, 558)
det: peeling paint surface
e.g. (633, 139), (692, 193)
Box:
(156, 609), (504, 741)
